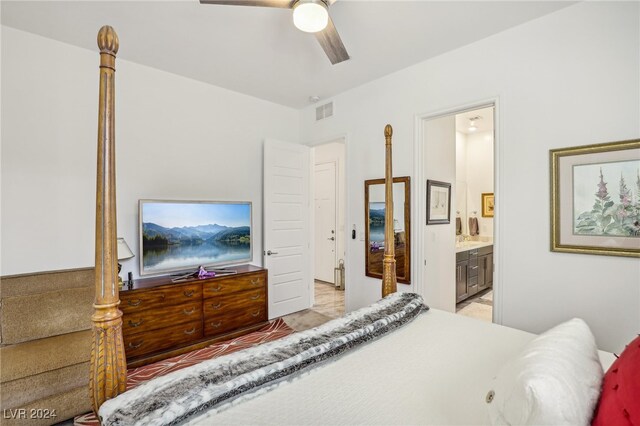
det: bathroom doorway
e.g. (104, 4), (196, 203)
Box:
(454, 107), (495, 322)
(416, 100), (500, 324)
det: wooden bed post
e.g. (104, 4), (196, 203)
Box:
(382, 124), (398, 297)
(90, 25), (127, 413)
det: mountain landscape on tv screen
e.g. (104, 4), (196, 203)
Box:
(369, 207), (385, 225)
(142, 222), (250, 249)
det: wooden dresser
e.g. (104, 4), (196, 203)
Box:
(119, 265), (268, 367)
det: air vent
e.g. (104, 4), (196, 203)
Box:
(315, 102), (334, 121)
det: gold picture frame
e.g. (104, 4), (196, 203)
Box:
(550, 138), (640, 257)
(481, 193), (494, 218)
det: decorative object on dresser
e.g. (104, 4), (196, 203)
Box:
(550, 138), (640, 258)
(116, 238), (135, 288)
(120, 265), (268, 368)
(426, 180), (451, 225)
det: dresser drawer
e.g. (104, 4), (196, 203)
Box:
(204, 288), (265, 317)
(202, 272), (266, 298)
(204, 307), (267, 337)
(120, 283), (202, 314)
(122, 301), (202, 337)
(124, 320), (203, 359)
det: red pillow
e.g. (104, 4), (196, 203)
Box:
(592, 334), (640, 425)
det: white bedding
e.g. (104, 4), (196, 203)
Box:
(189, 309), (614, 425)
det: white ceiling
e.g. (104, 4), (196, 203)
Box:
(1, 1), (573, 108)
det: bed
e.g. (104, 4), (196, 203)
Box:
(183, 310), (615, 426)
(89, 26), (619, 426)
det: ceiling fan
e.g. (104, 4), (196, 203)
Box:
(199, 0), (350, 65)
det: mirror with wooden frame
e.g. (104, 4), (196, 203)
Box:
(364, 176), (411, 284)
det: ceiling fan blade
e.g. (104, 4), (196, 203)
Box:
(199, 0), (295, 8)
(315, 16), (349, 65)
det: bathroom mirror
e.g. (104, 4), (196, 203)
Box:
(456, 181), (467, 235)
(364, 176), (411, 284)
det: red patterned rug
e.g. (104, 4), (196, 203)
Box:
(75, 319), (293, 425)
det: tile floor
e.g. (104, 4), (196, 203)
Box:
(282, 281), (345, 332)
(456, 289), (493, 322)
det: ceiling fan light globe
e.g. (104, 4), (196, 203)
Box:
(293, 1), (328, 33)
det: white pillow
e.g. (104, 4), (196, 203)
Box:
(486, 318), (604, 426)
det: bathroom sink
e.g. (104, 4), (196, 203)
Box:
(456, 241), (482, 248)
(455, 240), (493, 251)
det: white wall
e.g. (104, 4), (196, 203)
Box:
(465, 131), (494, 236)
(1, 26), (300, 278)
(300, 2), (640, 352)
(424, 116), (456, 313)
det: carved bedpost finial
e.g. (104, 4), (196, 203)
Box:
(382, 124), (397, 298)
(97, 25), (119, 55)
(384, 124), (393, 139)
(90, 24), (126, 414)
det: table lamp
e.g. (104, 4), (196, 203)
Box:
(116, 237), (135, 288)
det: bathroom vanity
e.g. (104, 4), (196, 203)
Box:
(455, 243), (493, 303)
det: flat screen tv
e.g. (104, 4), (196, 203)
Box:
(139, 199), (252, 276)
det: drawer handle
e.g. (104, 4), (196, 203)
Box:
(250, 279), (260, 285)
(128, 299), (142, 307)
(183, 307), (196, 315)
(249, 294), (260, 300)
(184, 327), (196, 335)
(471, 266), (478, 270)
(128, 341), (144, 349)
(211, 321), (222, 328)
(211, 285), (222, 292)
(128, 319), (144, 327)
(184, 290), (195, 297)
(251, 310), (261, 317)
(211, 302), (222, 309)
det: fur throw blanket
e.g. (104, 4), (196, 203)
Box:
(99, 292), (428, 426)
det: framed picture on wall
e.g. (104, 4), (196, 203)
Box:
(482, 193), (494, 217)
(550, 138), (640, 258)
(426, 180), (451, 225)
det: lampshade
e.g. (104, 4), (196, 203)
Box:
(117, 238), (135, 261)
(293, 0), (328, 33)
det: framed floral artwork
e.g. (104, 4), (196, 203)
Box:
(482, 193), (494, 218)
(550, 138), (640, 257)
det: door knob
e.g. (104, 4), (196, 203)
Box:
(328, 237), (335, 241)
(266, 250), (279, 256)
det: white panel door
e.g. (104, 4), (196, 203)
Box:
(264, 139), (312, 319)
(314, 162), (337, 283)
